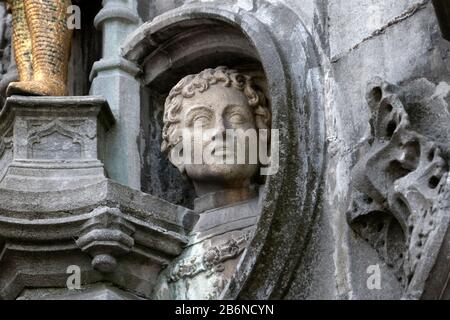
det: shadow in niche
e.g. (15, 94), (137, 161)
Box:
(352, 210), (407, 283)
(68, 0), (102, 96)
(385, 140), (420, 182)
(139, 24), (270, 209)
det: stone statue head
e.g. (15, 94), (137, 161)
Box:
(161, 66), (271, 195)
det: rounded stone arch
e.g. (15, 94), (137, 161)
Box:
(122, 2), (325, 299)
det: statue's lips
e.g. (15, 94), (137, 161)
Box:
(213, 149), (234, 157)
(212, 147), (234, 157)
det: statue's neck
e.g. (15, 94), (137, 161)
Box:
(193, 179), (253, 197)
(193, 184), (258, 213)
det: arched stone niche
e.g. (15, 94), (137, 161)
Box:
(122, 1), (326, 299)
(141, 23), (264, 94)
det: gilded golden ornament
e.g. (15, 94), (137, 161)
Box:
(3, 0), (73, 96)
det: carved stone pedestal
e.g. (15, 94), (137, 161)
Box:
(0, 96), (195, 300)
(0, 96), (114, 192)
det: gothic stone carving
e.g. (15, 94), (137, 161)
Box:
(76, 207), (136, 273)
(0, 95), (114, 192)
(153, 67), (269, 300)
(169, 232), (251, 282)
(161, 66), (271, 196)
(168, 232), (251, 300)
(347, 77), (450, 299)
(0, 180), (192, 300)
(27, 119), (84, 159)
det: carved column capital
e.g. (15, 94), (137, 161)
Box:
(94, 1), (140, 29)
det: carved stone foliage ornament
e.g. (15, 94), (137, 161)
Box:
(168, 232), (251, 300)
(347, 77), (450, 299)
(169, 233), (251, 283)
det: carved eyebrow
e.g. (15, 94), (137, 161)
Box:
(184, 105), (213, 124)
(187, 104), (211, 115)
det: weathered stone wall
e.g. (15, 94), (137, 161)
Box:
(67, 0), (102, 97)
(131, 0), (450, 299)
(323, 0), (450, 300)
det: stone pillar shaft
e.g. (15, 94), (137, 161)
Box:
(90, 0), (142, 189)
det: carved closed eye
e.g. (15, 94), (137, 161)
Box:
(228, 113), (247, 124)
(185, 105), (213, 128)
(193, 115), (211, 127)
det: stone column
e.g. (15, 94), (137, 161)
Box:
(90, 0), (142, 189)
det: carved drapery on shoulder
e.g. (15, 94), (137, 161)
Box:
(348, 77), (450, 299)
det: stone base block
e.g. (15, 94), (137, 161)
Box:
(0, 95), (115, 192)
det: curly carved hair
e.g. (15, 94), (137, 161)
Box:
(161, 66), (271, 158)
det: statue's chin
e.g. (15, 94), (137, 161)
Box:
(185, 163), (259, 187)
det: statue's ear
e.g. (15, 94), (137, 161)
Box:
(255, 105), (271, 129)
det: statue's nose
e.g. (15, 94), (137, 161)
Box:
(217, 117), (227, 133)
(211, 118), (227, 142)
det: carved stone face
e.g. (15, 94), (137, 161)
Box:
(178, 85), (259, 192)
